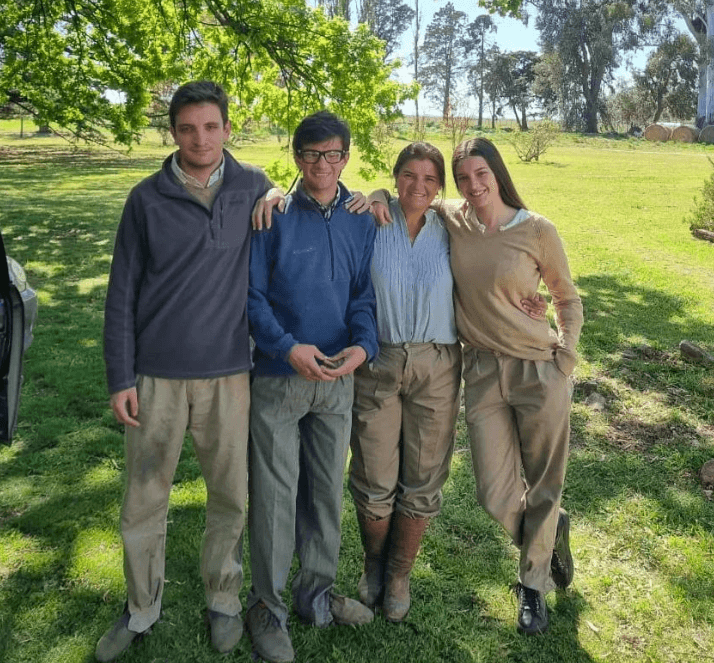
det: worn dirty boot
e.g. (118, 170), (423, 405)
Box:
(382, 513), (428, 622)
(329, 593), (374, 625)
(246, 601), (294, 663)
(207, 609), (243, 654)
(95, 606), (148, 662)
(551, 509), (574, 589)
(356, 512), (391, 608)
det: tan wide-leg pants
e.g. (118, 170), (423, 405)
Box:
(462, 347), (570, 594)
(121, 374), (249, 632)
(349, 342), (462, 520)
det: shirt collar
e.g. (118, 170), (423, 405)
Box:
(171, 152), (225, 188)
(466, 205), (529, 233)
(297, 180), (341, 219)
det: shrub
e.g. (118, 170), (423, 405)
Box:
(510, 120), (560, 162)
(687, 156), (714, 233)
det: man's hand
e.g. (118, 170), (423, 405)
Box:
(344, 191), (370, 214)
(110, 387), (140, 427)
(252, 187), (285, 231)
(288, 344), (336, 382)
(521, 292), (548, 320)
(320, 345), (367, 378)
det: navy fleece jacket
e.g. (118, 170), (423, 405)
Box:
(104, 150), (271, 393)
(248, 182), (378, 376)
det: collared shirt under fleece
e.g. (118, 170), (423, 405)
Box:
(104, 150), (271, 393)
(248, 181), (379, 375)
(371, 196), (457, 345)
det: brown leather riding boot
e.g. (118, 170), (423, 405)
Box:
(383, 513), (428, 622)
(356, 512), (391, 608)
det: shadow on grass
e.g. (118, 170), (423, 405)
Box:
(1, 148), (713, 660)
(577, 272), (714, 359)
(0, 148), (169, 660)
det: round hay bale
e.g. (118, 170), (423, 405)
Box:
(671, 125), (700, 143)
(644, 123), (672, 141)
(699, 125), (714, 144)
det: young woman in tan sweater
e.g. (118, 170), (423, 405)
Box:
(447, 138), (583, 635)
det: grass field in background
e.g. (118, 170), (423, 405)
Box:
(0, 122), (713, 663)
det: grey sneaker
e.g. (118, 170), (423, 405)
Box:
(515, 583), (549, 635)
(329, 592), (374, 626)
(551, 509), (574, 589)
(207, 609), (243, 654)
(95, 608), (147, 662)
(246, 601), (294, 663)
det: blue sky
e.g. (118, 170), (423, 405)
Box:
(388, 1), (682, 117)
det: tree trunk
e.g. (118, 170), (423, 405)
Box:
(583, 95), (598, 132)
(582, 68), (604, 133)
(413, 0), (420, 123)
(697, 65), (707, 128)
(653, 86), (666, 123)
(477, 37), (484, 129)
(707, 3), (714, 125)
(443, 70), (451, 120)
(511, 103), (522, 129)
(681, 6), (709, 128)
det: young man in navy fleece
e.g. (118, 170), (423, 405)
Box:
(245, 110), (378, 663)
(98, 81), (271, 661)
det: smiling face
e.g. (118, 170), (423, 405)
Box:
(170, 102), (230, 183)
(454, 156), (501, 211)
(294, 136), (349, 204)
(396, 158), (441, 219)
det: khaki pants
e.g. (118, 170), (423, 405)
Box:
(349, 342), (462, 520)
(462, 347), (570, 594)
(121, 374), (249, 632)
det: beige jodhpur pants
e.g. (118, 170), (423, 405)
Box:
(349, 342), (462, 520)
(121, 374), (249, 633)
(462, 347), (570, 594)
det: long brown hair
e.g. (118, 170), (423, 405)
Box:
(451, 138), (526, 210)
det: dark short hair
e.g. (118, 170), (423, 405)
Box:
(393, 142), (446, 191)
(169, 81), (229, 128)
(451, 138), (526, 210)
(293, 111), (351, 154)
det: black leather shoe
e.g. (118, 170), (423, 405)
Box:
(515, 583), (549, 635)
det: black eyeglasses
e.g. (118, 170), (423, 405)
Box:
(296, 149), (347, 164)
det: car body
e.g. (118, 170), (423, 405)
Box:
(0, 232), (37, 442)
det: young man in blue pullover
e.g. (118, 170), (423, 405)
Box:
(98, 81), (271, 661)
(246, 111), (379, 663)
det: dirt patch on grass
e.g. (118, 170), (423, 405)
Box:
(606, 417), (706, 452)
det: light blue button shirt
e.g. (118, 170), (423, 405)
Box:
(371, 198), (457, 344)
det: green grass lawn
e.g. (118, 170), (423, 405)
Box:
(1, 124), (713, 663)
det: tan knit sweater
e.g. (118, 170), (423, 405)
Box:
(441, 201), (583, 376)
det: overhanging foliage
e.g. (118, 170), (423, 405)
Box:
(0, 0), (416, 177)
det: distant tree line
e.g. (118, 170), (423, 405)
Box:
(314, 0), (701, 132)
